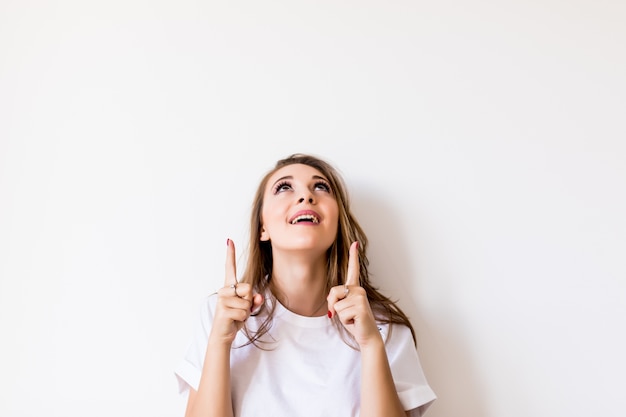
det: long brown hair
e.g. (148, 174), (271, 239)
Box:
(239, 153), (417, 348)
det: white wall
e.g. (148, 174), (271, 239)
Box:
(1, 1), (624, 416)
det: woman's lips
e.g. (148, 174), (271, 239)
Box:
(288, 210), (321, 224)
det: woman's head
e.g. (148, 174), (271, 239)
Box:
(241, 153), (369, 293)
(259, 161), (339, 257)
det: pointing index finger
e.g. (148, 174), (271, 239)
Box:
(225, 238), (238, 286)
(344, 241), (360, 287)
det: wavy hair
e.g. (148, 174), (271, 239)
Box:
(239, 153), (417, 348)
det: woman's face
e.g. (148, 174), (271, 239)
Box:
(260, 163), (339, 255)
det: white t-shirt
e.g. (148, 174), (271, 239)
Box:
(175, 294), (436, 417)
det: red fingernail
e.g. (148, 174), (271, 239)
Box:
(327, 310), (332, 319)
(226, 238), (230, 246)
(356, 241), (359, 249)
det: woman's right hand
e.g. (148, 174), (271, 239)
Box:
(209, 239), (264, 346)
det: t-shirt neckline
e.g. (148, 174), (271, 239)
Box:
(271, 297), (332, 329)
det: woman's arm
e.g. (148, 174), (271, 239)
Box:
(359, 336), (407, 417)
(184, 340), (234, 417)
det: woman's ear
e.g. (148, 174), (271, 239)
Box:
(260, 227), (270, 241)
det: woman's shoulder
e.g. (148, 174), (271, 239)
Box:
(192, 292), (219, 324)
(376, 321), (416, 347)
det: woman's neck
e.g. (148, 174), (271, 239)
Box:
(269, 256), (328, 317)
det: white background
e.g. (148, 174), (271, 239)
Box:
(1, 1), (625, 416)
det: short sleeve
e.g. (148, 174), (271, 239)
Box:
(174, 295), (216, 395)
(383, 323), (437, 415)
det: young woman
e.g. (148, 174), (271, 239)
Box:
(175, 153), (436, 417)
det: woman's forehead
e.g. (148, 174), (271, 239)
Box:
(267, 163), (327, 184)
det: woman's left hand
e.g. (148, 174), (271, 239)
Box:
(327, 241), (381, 348)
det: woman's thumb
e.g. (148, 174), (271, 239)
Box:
(251, 293), (264, 312)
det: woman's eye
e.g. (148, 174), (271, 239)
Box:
(314, 181), (331, 192)
(274, 181), (292, 193)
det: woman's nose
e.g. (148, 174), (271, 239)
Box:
(298, 197), (314, 203)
